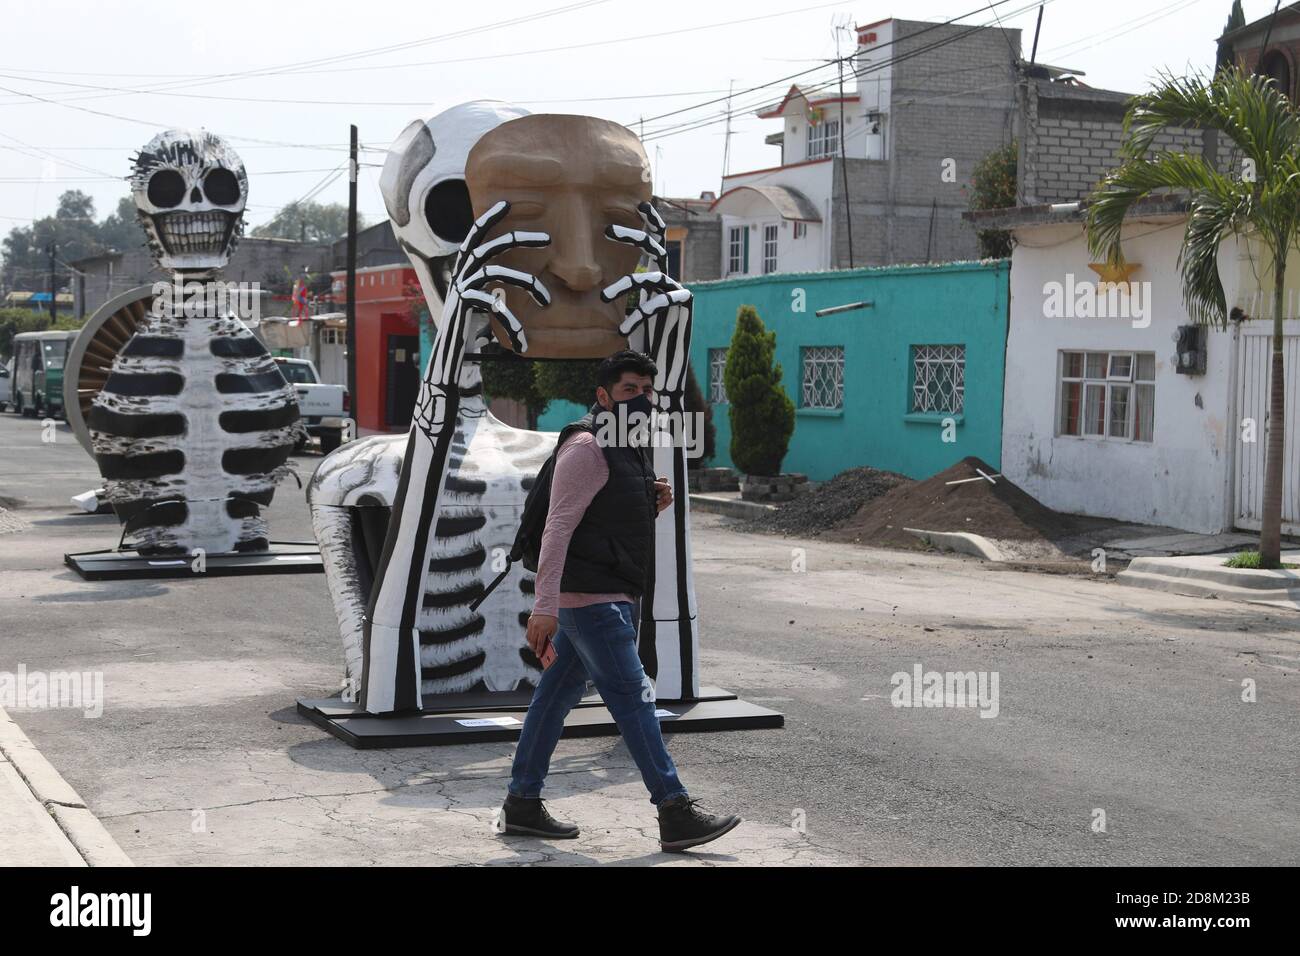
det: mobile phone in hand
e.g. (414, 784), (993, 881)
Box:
(540, 639), (558, 670)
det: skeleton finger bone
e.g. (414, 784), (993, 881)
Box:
(461, 264), (551, 307)
(602, 223), (667, 261)
(618, 289), (693, 336)
(461, 289), (528, 353)
(600, 270), (682, 303)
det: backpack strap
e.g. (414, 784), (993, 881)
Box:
(469, 559), (512, 611)
(467, 404), (604, 615)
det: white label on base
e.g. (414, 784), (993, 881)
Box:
(455, 716), (522, 728)
(146, 560), (187, 566)
(654, 709), (679, 718)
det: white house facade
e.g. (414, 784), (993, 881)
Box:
(983, 199), (1300, 536)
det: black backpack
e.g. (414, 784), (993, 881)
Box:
(468, 418), (590, 612)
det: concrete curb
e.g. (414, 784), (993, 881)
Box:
(904, 528), (1005, 561)
(1118, 552), (1300, 611)
(0, 707), (132, 866)
(689, 493), (777, 520)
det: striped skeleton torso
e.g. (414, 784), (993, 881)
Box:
(309, 383), (555, 698)
(89, 297), (299, 555)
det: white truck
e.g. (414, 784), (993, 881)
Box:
(273, 357), (350, 454)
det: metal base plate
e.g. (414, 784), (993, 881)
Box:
(64, 545), (324, 580)
(297, 688), (784, 749)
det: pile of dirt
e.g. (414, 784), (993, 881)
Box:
(746, 466), (912, 537)
(825, 456), (1084, 549)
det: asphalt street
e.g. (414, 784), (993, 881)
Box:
(0, 411), (1296, 865)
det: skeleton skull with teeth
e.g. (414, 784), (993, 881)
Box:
(380, 100), (529, 311)
(130, 129), (248, 274)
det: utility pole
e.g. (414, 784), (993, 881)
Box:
(836, 26), (855, 269)
(47, 242), (57, 321)
(346, 125), (358, 417)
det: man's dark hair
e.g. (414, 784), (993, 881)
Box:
(596, 349), (658, 392)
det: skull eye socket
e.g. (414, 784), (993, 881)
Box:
(203, 168), (241, 206)
(425, 179), (474, 245)
(147, 169), (186, 208)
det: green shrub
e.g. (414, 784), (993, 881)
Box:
(723, 305), (794, 476)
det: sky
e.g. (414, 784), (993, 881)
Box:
(0, 0), (1263, 237)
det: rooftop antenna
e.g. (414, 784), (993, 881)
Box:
(721, 79), (736, 180)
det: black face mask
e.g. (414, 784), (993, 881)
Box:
(615, 392), (654, 417)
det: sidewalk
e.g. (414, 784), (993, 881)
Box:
(0, 707), (131, 867)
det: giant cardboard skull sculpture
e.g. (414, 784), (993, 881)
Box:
(130, 129), (249, 274)
(380, 100), (531, 313)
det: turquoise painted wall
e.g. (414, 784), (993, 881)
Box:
(688, 260), (1009, 481)
(440, 260), (1010, 480)
(537, 398), (587, 432)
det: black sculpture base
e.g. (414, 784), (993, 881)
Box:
(297, 686), (783, 749)
(64, 543), (324, 580)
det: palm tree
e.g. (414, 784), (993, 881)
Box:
(1086, 67), (1300, 568)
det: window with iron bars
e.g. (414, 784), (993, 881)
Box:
(800, 345), (844, 409)
(708, 348), (729, 403)
(911, 344), (965, 414)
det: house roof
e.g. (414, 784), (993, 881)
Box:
(709, 184), (822, 222)
(757, 84), (859, 120)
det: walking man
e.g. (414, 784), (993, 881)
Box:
(500, 349), (741, 852)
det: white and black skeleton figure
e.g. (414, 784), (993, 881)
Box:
(87, 129), (299, 555)
(306, 103), (699, 715)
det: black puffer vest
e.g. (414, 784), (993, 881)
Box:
(557, 403), (657, 596)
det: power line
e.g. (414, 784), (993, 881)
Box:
(0, 0), (614, 107)
(640, 0), (1053, 144)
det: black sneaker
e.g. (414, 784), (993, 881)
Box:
(657, 795), (741, 853)
(500, 793), (580, 839)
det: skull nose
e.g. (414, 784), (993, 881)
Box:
(190, 186), (202, 204)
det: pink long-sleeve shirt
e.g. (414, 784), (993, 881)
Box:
(532, 430), (633, 618)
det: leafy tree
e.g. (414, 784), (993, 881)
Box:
(967, 141), (1018, 258)
(723, 305), (794, 476)
(1, 190), (106, 293)
(1087, 68), (1295, 567)
(0, 308), (82, 361)
(1216, 0), (1245, 72)
(535, 359), (600, 407)
(251, 201), (360, 243)
(481, 354), (549, 429)
(98, 196), (145, 254)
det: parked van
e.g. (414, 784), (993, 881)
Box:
(10, 330), (77, 418)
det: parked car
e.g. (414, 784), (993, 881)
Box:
(0, 358), (12, 412)
(273, 357), (350, 454)
(10, 330), (76, 419)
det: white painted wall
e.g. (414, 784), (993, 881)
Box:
(1002, 219), (1243, 534)
(719, 161), (835, 273)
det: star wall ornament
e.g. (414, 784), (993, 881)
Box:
(1088, 261), (1141, 293)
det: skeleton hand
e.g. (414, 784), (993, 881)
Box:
(413, 200), (551, 444)
(600, 202), (693, 406)
(359, 201), (549, 713)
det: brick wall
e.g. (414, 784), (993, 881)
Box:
(1017, 78), (1224, 205)
(833, 18), (1021, 266)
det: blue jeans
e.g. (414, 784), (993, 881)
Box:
(508, 601), (689, 806)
